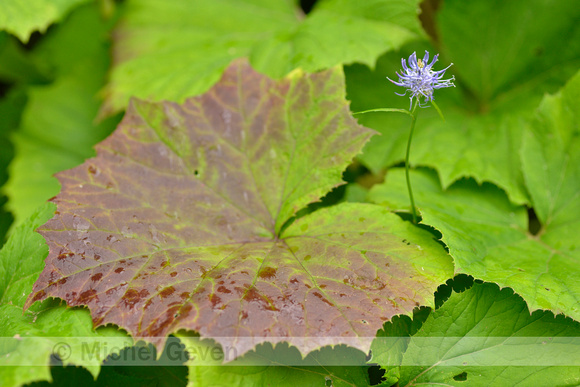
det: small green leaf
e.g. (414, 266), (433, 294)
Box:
(0, 203), (130, 386)
(0, 0), (89, 43)
(392, 283), (580, 386)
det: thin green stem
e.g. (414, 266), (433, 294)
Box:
(406, 100), (419, 224)
(353, 103), (420, 224)
(352, 108), (413, 117)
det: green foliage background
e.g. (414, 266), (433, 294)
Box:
(0, 0), (579, 386)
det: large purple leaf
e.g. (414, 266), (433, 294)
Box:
(26, 60), (453, 358)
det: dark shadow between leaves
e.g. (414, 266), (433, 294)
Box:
(26, 335), (189, 387)
(278, 162), (372, 235)
(434, 274), (475, 309)
(527, 207), (542, 235)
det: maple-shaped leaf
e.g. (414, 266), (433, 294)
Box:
(26, 60), (453, 358)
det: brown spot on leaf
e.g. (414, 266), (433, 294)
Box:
(122, 288), (149, 309)
(115, 267), (124, 274)
(159, 286), (175, 298)
(209, 293), (222, 308)
(258, 266), (277, 280)
(144, 299), (153, 310)
(313, 291), (333, 307)
(147, 306), (179, 337)
(77, 289), (98, 304)
(29, 290), (46, 304)
(170, 272), (178, 277)
(91, 273), (103, 282)
(217, 286), (231, 294)
(57, 252), (74, 261)
(243, 287), (278, 311)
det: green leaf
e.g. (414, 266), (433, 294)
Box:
(438, 0), (580, 103)
(3, 4), (119, 229)
(521, 70), (580, 230)
(390, 283), (580, 386)
(0, 0), (89, 43)
(369, 166), (579, 321)
(27, 60), (453, 359)
(0, 203), (130, 386)
(0, 203), (53, 307)
(369, 308), (430, 386)
(347, 0), (580, 205)
(179, 333), (369, 387)
(28, 338), (189, 387)
(28, 3), (117, 79)
(101, 0), (423, 115)
(0, 32), (48, 84)
(370, 70), (580, 320)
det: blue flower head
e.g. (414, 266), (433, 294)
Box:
(387, 51), (455, 109)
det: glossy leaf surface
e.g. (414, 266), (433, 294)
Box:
(27, 60), (453, 358)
